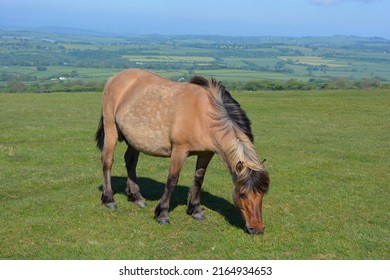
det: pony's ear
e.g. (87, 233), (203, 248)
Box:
(236, 161), (244, 173)
(261, 159), (267, 168)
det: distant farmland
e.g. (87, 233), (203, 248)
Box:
(1, 30), (389, 93)
(278, 56), (346, 67)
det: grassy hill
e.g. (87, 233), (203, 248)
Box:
(0, 89), (388, 259)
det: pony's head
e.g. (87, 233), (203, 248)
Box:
(232, 161), (270, 234)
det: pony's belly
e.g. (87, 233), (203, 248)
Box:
(122, 125), (172, 157)
(133, 139), (172, 157)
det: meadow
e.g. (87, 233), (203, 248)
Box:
(0, 89), (388, 259)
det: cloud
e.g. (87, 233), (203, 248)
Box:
(310, 0), (382, 6)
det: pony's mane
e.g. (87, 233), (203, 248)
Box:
(189, 76), (269, 194)
(189, 76), (254, 142)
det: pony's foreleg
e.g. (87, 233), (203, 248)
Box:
(100, 128), (118, 209)
(187, 153), (214, 220)
(154, 147), (188, 224)
(124, 145), (146, 207)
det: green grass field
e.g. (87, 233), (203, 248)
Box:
(0, 89), (389, 259)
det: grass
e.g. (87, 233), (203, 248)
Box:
(0, 89), (389, 260)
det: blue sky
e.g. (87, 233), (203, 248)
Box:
(0, 0), (389, 38)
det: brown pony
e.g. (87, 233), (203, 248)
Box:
(95, 69), (269, 234)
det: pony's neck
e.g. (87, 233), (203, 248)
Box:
(213, 127), (270, 195)
(214, 128), (262, 175)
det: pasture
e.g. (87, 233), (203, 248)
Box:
(0, 89), (389, 259)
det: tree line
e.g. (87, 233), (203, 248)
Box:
(1, 76), (387, 93)
(225, 77), (388, 91)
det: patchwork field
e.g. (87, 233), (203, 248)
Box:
(123, 55), (215, 63)
(1, 30), (389, 92)
(278, 56), (346, 67)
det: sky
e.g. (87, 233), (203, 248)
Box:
(0, 0), (389, 38)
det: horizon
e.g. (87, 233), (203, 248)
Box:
(1, 0), (389, 39)
(1, 26), (389, 41)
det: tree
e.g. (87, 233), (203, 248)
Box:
(36, 65), (47, 71)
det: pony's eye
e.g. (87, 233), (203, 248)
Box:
(239, 192), (247, 199)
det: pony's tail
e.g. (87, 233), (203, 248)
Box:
(95, 115), (105, 151)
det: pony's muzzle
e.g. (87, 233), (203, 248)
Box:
(245, 226), (265, 235)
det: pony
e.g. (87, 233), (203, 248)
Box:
(95, 69), (269, 234)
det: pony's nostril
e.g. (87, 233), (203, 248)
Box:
(245, 226), (265, 235)
(245, 226), (255, 234)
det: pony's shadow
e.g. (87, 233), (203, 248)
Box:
(98, 176), (244, 229)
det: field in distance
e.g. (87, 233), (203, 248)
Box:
(1, 29), (389, 91)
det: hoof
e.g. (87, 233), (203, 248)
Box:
(104, 202), (117, 209)
(192, 213), (205, 221)
(128, 193), (146, 207)
(156, 218), (170, 225)
(135, 200), (147, 208)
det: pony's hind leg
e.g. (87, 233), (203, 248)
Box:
(100, 127), (118, 209)
(124, 145), (147, 207)
(187, 153), (214, 220)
